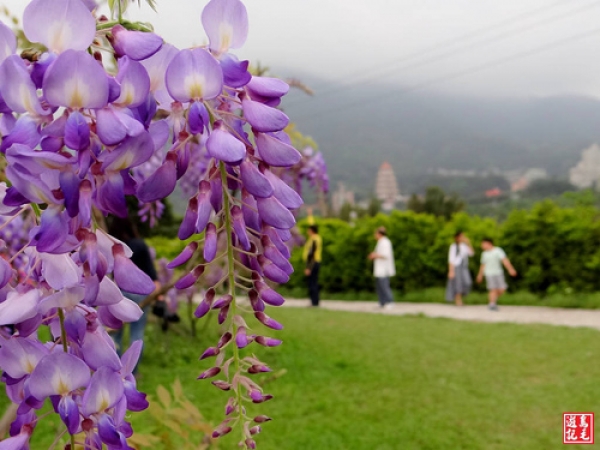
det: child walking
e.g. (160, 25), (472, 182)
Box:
(476, 238), (517, 311)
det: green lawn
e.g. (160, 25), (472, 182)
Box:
(280, 286), (600, 309)
(8, 308), (600, 449)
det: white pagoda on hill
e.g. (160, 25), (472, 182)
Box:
(375, 162), (399, 211)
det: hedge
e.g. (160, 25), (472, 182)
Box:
(289, 201), (600, 295)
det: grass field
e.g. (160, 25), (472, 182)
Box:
(280, 286), (600, 309)
(8, 307), (600, 449)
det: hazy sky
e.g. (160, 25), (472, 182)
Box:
(3, 0), (600, 98)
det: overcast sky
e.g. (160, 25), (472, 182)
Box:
(3, 0), (600, 98)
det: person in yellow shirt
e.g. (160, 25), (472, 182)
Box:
(302, 210), (322, 307)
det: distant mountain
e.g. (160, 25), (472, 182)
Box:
(280, 74), (600, 197)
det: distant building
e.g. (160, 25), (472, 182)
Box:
(510, 168), (549, 192)
(485, 188), (502, 198)
(331, 182), (355, 214)
(569, 144), (600, 189)
(375, 162), (399, 211)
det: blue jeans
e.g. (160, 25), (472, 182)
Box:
(375, 277), (394, 306)
(113, 292), (148, 374)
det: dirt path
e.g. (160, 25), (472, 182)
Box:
(283, 299), (600, 330)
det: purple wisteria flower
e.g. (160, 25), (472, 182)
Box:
(0, 0), (314, 447)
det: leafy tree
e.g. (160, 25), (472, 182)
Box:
(408, 186), (465, 219)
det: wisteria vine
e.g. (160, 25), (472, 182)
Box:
(0, 0), (324, 448)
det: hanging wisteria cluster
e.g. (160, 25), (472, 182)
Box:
(0, 0), (313, 447)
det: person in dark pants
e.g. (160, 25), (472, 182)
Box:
(368, 227), (396, 309)
(303, 218), (322, 307)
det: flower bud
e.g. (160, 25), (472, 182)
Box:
(212, 294), (233, 310)
(198, 367), (221, 379)
(254, 336), (282, 347)
(235, 326), (249, 349)
(218, 332), (233, 348)
(199, 346), (219, 360)
(253, 415), (272, 423)
(248, 365), (271, 374)
(212, 380), (232, 391)
(254, 311), (283, 330)
(218, 304), (230, 325)
(167, 241), (198, 269)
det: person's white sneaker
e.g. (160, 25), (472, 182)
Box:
(383, 303), (394, 310)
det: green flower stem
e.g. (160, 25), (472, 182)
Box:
(57, 308), (75, 449)
(219, 162), (245, 441)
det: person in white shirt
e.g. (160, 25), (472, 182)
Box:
(445, 231), (474, 306)
(368, 227), (396, 308)
(476, 237), (517, 311)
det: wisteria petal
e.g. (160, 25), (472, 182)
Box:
(243, 99), (288, 132)
(178, 197), (198, 240)
(43, 50), (109, 109)
(106, 298), (143, 322)
(240, 161), (273, 198)
(96, 108), (144, 146)
(81, 331), (122, 371)
(255, 132), (301, 167)
(64, 111), (90, 150)
(0, 289), (40, 326)
(121, 341), (143, 376)
(102, 132), (154, 172)
(24, 0), (95, 53)
(31, 52), (58, 89)
(188, 101), (210, 134)
(29, 352), (90, 400)
(35, 207), (69, 253)
(264, 170), (303, 209)
(204, 223), (217, 262)
(58, 395), (80, 434)
(113, 249), (155, 295)
(59, 171), (81, 218)
(246, 77), (289, 100)
(0, 56), (46, 115)
(165, 48), (223, 102)
(40, 253), (80, 290)
(115, 57), (151, 108)
(0, 337), (49, 379)
(95, 277), (126, 306)
(82, 367), (124, 416)
(168, 241), (198, 269)
(256, 196), (295, 230)
(196, 181), (214, 233)
(0, 257), (12, 289)
(242, 189), (261, 231)
(111, 25), (163, 61)
(0, 116), (41, 154)
(38, 286), (85, 314)
(0, 20), (16, 64)
(137, 153), (177, 203)
(220, 53), (251, 88)
(98, 414), (121, 446)
(206, 125), (246, 163)
(232, 206), (250, 250)
(0, 431), (29, 450)
(202, 0), (249, 53)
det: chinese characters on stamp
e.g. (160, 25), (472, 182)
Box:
(563, 413), (594, 444)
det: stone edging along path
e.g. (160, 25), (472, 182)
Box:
(282, 299), (600, 331)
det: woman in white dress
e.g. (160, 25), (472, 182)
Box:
(445, 231), (474, 306)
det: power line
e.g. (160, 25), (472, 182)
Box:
(300, 0), (573, 94)
(287, 0), (600, 107)
(292, 27), (600, 123)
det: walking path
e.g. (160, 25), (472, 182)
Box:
(283, 299), (600, 330)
